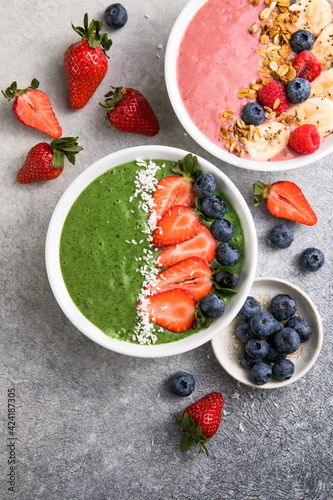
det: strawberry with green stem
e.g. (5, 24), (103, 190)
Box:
(177, 392), (224, 456)
(254, 180), (317, 226)
(64, 13), (112, 110)
(17, 137), (82, 184)
(2, 79), (62, 138)
(100, 86), (160, 136)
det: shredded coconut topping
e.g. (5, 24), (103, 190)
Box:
(129, 159), (165, 345)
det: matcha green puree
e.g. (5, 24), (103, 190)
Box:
(60, 159), (245, 345)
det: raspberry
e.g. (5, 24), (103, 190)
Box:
(292, 50), (322, 82)
(257, 80), (288, 116)
(289, 124), (320, 154)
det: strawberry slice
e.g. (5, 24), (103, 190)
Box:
(3, 79), (62, 138)
(149, 176), (196, 222)
(151, 206), (200, 248)
(138, 288), (196, 333)
(156, 224), (217, 268)
(147, 256), (212, 301)
(254, 181), (317, 226)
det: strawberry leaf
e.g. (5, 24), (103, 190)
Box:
(72, 13), (112, 54)
(172, 153), (202, 182)
(50, 137), (83, 167)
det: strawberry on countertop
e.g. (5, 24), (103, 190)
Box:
(64, 13), (112, 110)
(2, 79), (62, 138)
(254, 180), (317, 226)
(177, 392), (224, 456)
(100, 86), (160, 136)
(17, 137), (82, 184)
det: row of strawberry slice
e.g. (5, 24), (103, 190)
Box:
(137, 157), (228, 334)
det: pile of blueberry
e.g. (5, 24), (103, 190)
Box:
(236, 294), (312, 385)
(194, 173), (241, 318)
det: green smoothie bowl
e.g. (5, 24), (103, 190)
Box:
(45, 145), (257, 357)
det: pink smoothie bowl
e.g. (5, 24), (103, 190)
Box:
(45, 145), (257, 358)
(165, 0), (333, 172)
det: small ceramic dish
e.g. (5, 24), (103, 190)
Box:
(211, 277), (323, 388)
(45, 145), (257, 358)
(165, 0), (333, 171)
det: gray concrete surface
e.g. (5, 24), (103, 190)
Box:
(1, 1), (332, 499)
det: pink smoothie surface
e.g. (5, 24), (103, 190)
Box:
(176, 0), (301, 161)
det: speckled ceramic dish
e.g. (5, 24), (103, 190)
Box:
(211, 277), (323, 388)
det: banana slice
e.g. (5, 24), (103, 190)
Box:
(310, 68), (333, 99)
(293, 0), (332, 37)
(289, 97), (333, 136)
(311, 23), (333, 71)
(245, 122), (290, 161)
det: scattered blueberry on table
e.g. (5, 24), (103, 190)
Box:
(104, 3), (128, 29)
(170, 371), (195, 397)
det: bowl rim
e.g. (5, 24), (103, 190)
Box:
(211, 276), (323, 388)
(45, 145), (257, 358)
(164, 0), (333, 171)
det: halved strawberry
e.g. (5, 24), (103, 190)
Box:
(149, 176), (196, 222)
(156, 224), (217, 268)
(2, 79), (62, 138)
(254, 181), (317, 226)
(147, 256), (212, 301)
(138, 288), (196, 333)
(151, 206), (200, 248)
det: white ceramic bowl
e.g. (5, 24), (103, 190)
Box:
(211, 277), (323, 388)
(165, 0), (333, 171)
(45, 145), (257, 358)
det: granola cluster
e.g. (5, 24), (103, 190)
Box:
(219, 0), (299, 157)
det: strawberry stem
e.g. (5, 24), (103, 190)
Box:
(172, 153), (202, 182)
(100, 86), (126, 114)
(176, 411), (210, 456)
(2, 78), (39, 100)
(50, 137), (83, 168)
(71, 13), (112, 54)
(253, 180), (272, 206)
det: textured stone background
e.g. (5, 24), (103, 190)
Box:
(1, 1), (332, 499)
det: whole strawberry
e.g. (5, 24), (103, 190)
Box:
(64, 13), (112, 110)
(100, 86), (160, 136)
(2, 78), (62, 138)
(176, 392), (224, 456)
(17, 137), (82, 184)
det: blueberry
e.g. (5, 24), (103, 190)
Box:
(286, 78), (311, 104)
(241, 102), (265, 126)
(290, 30), (315, 53)
(286, 316), (312, 342)
(169, 371), (195, 396)
(251, 362), (272, 385)
(265, 345), (286, 363)
(269, 224), (294, 249)
(270, 294), (297, 321)
(201, 195), (227, 219)
(200, 293), (225, 317)
(300, 247), (325, 271)
(246, 338), (270, 360)
(236, 319), (256, 343)
(250, 311), (279, 338)
(214, 268), (239, 288)
(104, 3), (128, 29)
(272, 359), (295, 381)
(216, 242), (240, 266)
(239, 296), (261, 320)
(274, 327), (301, 354)
(194, 173), (216, 197)
(210, 218), (235, 242)
(240, 349), (261, 369)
